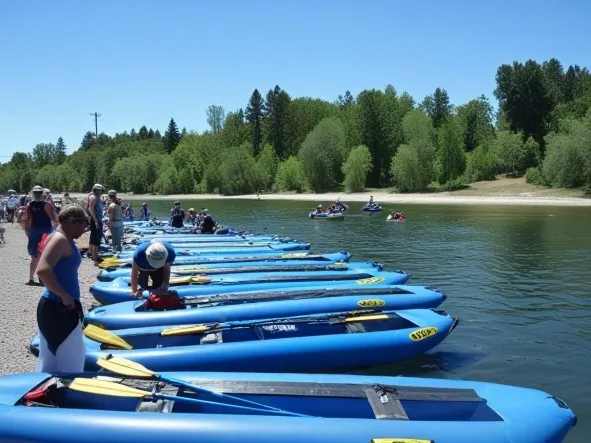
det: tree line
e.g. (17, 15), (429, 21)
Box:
(1, 57), (590, 195)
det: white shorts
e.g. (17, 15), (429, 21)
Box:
(35, 322), (86, 373)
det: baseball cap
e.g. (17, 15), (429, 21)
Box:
(135, 242), (169, 270)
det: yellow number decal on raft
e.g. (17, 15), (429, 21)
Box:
(372, 439), (434, 443)
(356, 276), (385, 285)
(281, 253), (308, 258)
(357, 299), (386, 308)
(409, 327), (438, 342)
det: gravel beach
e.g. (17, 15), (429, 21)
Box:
(0, 223), (100, 375)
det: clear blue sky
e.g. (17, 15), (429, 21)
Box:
(1, 0), (589, 161)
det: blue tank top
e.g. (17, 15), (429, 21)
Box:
(42, 236), (82, 302)
(95, 198), (104, 222)
(28, 201), (52, 232)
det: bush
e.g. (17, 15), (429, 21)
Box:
(524, 167), (549, 186)
(273, 156), (307, 192)
(390, 143), (433, 192)
(464, 145), (495, 182)
(342, 145), (372, 192)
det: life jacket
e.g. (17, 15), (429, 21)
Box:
(38, 232), (52, 255)
(145, 291), (184, 311)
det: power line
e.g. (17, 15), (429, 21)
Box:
(89, 112), (101, 137)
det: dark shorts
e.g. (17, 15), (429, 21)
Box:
(138, 268), (164, 290)
(37, 297), (84, 355)
(28, 231), (49, 258)
(89, 222), (103, 246)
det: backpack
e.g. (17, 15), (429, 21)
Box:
(145, 291), (184, 311)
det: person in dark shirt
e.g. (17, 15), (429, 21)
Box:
(25, 185), (58, 286)
(169, 201), (185, 228)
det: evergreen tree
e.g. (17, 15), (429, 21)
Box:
(55, 137), (67, 164)
(164, 118), (181, 153)
(263, 85), (291, 159)
(246, 89), (264, 155)
(138, 125), (149, 140)
(147, 128), (155, 138)
(80, 131), (95, 150)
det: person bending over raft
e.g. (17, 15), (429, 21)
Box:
(35, 205), (89, 373)
(129, 241), (177, 299)
(200, 211), (216, 234)
(313, 204), (323, 214)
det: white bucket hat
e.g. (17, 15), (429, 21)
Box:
(144, 242), (169, 269)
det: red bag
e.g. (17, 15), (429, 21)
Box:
(146, 291), (184, 311)
(37, 232), (52, 256)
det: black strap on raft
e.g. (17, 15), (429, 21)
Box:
(183, 286), (415, 306)
(124, 378), (485, 420)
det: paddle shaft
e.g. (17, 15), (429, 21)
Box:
(154, 374), (292, 414)
(153, 392), (311, 417)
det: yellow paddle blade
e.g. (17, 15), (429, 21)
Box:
(169, 276), (193, 285)
(83, 324), (134, 350)
(99, 259), (123, 269)
(69, 377), (150, 398)
(328, 262), (348, 268)
(160, 323), (215, 336)
(96, 355), (155, 378)
(344, 314), (389, 322)
(190, 276), (212, 284)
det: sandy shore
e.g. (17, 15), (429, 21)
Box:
(0, 224), (100, 375)
(65, 178), (591, 207)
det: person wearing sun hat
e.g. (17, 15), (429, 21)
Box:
(129, 241), (177, 299)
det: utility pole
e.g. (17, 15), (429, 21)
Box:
(89, 112), (101, 137)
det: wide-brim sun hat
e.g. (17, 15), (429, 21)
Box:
(136, 242), (169, 270)
(93, 183), (104, 191)
(32, 185), (43, 193)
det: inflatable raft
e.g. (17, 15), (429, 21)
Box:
(90, 271), (411, 305)
(84, 285), (446, 330)
(97, 250), (337, 270)
(31, 308), (459, 372)
(0, 367), (576, 443)
(99, 242), (312, 260)
(361, 204), (383, 212)
(308, 212), (345, 221)
(97, 259), (381, 282)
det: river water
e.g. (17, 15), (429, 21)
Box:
(141, 199), (591, 441)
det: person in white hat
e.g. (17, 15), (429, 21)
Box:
(129, 241), (177, 299)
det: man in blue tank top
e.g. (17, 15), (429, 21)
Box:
(25, 185), (58, 286)
(35, 204), (89, 373)
(129, 241), (177, 298)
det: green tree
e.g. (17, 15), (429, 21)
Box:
(494, 60), (553, 147)
(491, 130), (528, 176)
(220, 109), (249, 148)
(436, 116), (466, 184)
(263, 85), (291, 159)
(256, 143), (279, 191)
(299, 116), (345, 192)
(284, 98), (337, 157)
(55, 137), (67, 164)
(273, 156), (307, 192)
(342, 145), (372, 192)
(218, 144), (258, 195)
(164, 118), (181, 153)
(456, 95), (495, 152)
(206, 105), (225, 135)
(245, 89), (264, 155)
(357, 89), (389, 186)
(421, 87), (453, 129)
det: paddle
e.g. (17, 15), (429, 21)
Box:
(96, 355), (300, 415)
(69, 376), (312, 417)
(83, 324), (133, 350)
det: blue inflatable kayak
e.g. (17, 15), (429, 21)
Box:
(361, 204), (383, 212)
(31, 308), (459, 372)
(0, 368), (576, 443)
(90, 271), (411, 305)
(132, 234), (294, 243)
(98, 251), (351, 270)
(97, 259), (382, 282)
(84, 285), (446, 330)
(99, 242), (311, 260)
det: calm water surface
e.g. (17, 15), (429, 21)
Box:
(143, 199), (591, 442)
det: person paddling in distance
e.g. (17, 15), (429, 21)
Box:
(35, 205), (89, 373)
(129, 241), (177, 299)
